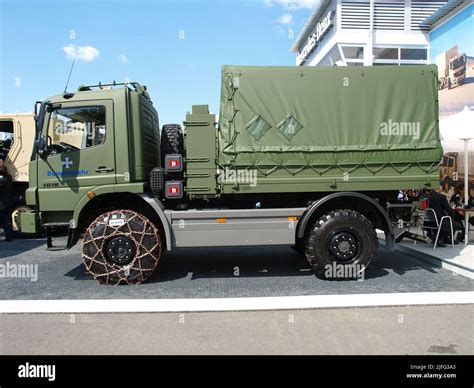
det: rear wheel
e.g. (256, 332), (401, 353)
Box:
(82, 209), (162, 285)
(305, 209), (377, 280)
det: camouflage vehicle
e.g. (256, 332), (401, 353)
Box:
(21, 65), (443, 284)
(0, 113), (36, 231)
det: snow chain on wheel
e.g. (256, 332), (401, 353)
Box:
(82, 210), (162, 285)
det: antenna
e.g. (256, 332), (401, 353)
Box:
(63, 59), (76, 94)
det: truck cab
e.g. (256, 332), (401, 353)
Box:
(448, 54), (467, 89)
(21, 82), (161, 236)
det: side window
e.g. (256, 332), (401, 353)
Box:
(47, 106), (106, 154)
(0, 120), (14, 160)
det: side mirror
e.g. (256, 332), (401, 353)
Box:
(34, 101), (42, 116)
(36, 135), (47, 158)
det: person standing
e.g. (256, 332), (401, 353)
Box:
(0, 159), (13, 242)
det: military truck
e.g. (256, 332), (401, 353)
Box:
(20, 65), (443, 284)
(440, 152), (474, 192)
(0, 113), (36, 231)
(436, 46), (467, 90)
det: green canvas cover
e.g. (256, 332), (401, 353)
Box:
(218, 65), (443, 169)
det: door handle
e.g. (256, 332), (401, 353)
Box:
(95, 166), (114, 173)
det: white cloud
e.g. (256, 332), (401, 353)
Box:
(62, 44), (100, 62)
(263, 0), (274, 6)
(277, 13), (293, 25)
(269, 0), (317, 10)
(119, 54), (129, 64)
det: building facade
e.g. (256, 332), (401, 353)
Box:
(291, 0), (447, 67)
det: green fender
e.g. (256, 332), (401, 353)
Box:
(71, 184), (172, 251)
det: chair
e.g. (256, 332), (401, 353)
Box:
(420, 208), (454, 250)
(465, 211), (473, 245)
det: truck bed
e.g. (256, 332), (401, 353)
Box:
(217, 65), (443, 194)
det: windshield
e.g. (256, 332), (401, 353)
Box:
(0, 121), (14, 141)
(450, 56), (465, 70)
(0, 121), (14, 160)
(47, 106), (106, 151)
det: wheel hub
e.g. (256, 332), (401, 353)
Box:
(105, 236), (136, 266)
(329, 232), (359, 262)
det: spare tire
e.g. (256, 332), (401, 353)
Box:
(161, 124), (184, 166)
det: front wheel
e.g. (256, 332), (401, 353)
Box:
(82, 210), (162, 285)
(305, 209), (378, 280)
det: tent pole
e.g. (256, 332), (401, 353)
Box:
(464, 138), (470, 246)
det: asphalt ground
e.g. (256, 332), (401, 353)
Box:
(0, 236), (472, 300)
(0, 305), (472, 355)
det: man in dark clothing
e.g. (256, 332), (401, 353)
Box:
(425, 188), (463, 246)
(0, 159), (13, 241)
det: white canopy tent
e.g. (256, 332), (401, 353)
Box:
(439, 106), (473, 245)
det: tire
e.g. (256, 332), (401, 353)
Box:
(305, 209), (378, 280)
(291, 239), (305, 254)
(161, 124), (184, 166)
(82, 210), (162, 285)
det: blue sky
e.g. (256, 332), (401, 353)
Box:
(0, 0), (315, 124)
(429, 3), (474, 62)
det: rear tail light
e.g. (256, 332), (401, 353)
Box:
(165, 181), (183, 199)
(164, 154), (183, 173)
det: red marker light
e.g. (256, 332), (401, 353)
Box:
(165, 154), (183, 173)
(165, 181), (183, 199)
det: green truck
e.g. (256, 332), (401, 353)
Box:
(20, 65), (443, 284)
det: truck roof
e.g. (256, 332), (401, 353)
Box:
(0, 113), (34, 118)
(47, 81), (151, 104)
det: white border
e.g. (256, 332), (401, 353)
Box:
(0, 292), (472, 314)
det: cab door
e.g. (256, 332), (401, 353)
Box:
(36, 100), (116, 213)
